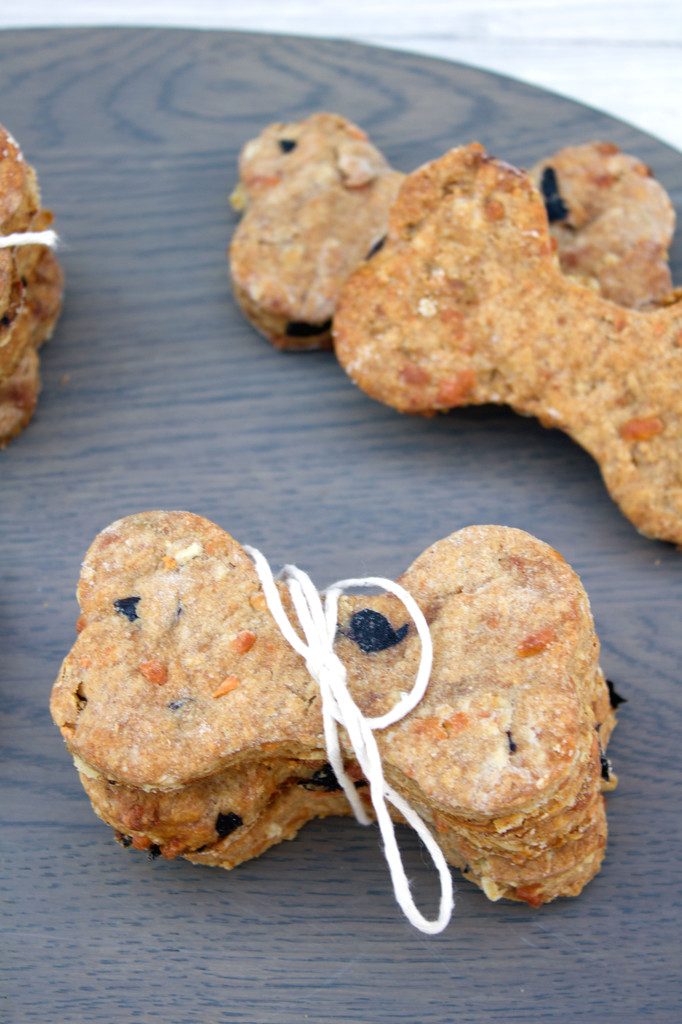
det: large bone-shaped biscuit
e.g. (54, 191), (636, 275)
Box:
(333, 144), (682, 545)
(51, 511), (616, 906)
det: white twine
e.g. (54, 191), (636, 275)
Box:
(0, 229), (59, 249)
(244, 545), (454, 935)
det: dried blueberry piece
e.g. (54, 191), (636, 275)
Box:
(148, 844), (161, 860)
(299, 763), (342, 792)
(599, 749), (612, 782)
(366, 236), (386, 259)
(606, 679), (627, 709)
(347, 609), (409, 654)
(0, 314), (11, 328)
(114, 596), (141, 622)
(278, 138), (297, 153)
(285, 319), (332, 338)
(116, 833), (133, 848)
(167, 698), (187, 711)
(506, 730), (517, 754)
(540, 166), (569, 223)
(216, 812), (243, 838)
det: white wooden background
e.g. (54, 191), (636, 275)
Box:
(1, 1), (681, 151)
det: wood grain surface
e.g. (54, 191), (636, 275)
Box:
(4, 1), (682, 148)
(0, 27), (680, 1024)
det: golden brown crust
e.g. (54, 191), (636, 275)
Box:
(51, 511), (617, 906)
(229, 113), (402, 349)
(333, 143), (682, 545)
(530, 141), (675, 309)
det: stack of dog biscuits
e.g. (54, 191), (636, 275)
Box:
(51, 510), (619, 908)
(0, 124), (63, 447)
(229, 112), (402, 350)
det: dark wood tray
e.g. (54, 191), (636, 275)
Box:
(1, 27), (680, 1024)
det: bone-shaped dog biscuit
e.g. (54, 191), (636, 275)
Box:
(229, 112), (403, 349)
(51, 511), (618, 908)
(333, 144), (682, 545)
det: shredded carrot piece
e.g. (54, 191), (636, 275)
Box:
(517, 626), (556, 658)
(212, 676), (240, 699)
(231, 630), (257, 655)
(138, 659), (168, 685)
(619, 416), (664, 441)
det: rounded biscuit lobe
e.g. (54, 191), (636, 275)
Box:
(374, 526), (602, 818)
(229, 113), (403, 350)
(530, 142), (675, 309)
(51, 511), (325, 789)
(333, 143), (682, 545)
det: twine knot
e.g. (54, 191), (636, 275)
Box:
(244, 545), (454, 934)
